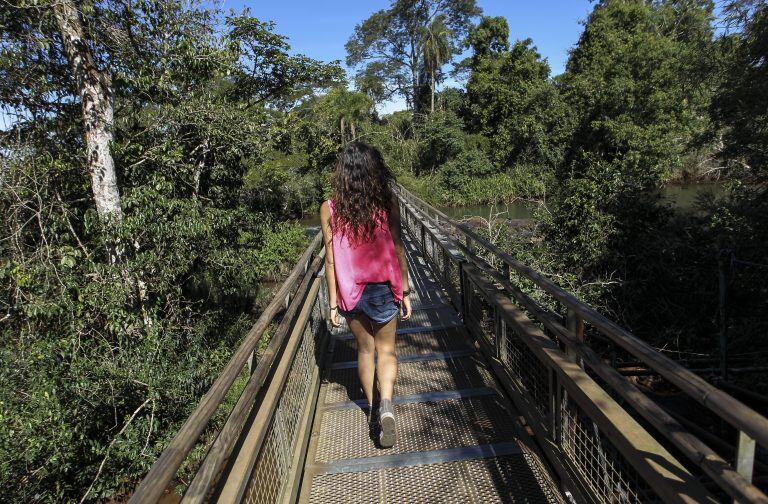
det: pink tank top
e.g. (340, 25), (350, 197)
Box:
(327, 199), (403, 311)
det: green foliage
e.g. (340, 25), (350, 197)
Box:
(466, 28), (566, 170)
(439, 149), (494, 190)
(547, 0), (718, 274)
(227, 14), (345, 108)
(312, 87), (374, 143)
(0, 1), (332, 501)
(466, 15), (510, 56)
(345, 0), (481, 110)
(712, 4), (768, 178)
(417, 109), (466, 174)
(363, 111), (422, 176)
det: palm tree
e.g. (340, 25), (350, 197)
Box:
(422, 15), (452, 113)
(317, 87), (373, 143)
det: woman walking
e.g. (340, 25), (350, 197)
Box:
(320, 141), (412, 448)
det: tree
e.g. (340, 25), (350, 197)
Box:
(422, 15), (452, 113)
(712, 2), (768, 178)
(52, 0), (122, 222)
(345, 0), (481, 111)
(355, 61), (397, 104)
(466, 17), (565, 171)
(314, 87), (374, 143)
(466, 14), (509, 56)
(0, 2), (340, 500)
(227, 14), (344, 110)
(548, 0), (717, 272)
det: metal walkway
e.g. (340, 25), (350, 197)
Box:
(298, 234), (564, 503)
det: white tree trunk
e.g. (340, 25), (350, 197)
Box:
(431, 72), (435, 114)
(53, 0), (122, 222)
(192, 138), (209, 200)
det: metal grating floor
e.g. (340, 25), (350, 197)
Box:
(307, 453), (563, 504)
(332, 327), (472, 363)
(297, 233), (564, 503)
(324, 354), (496, 404)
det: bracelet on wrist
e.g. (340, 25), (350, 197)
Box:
(402, 289), (411, 297)
(330, 305), (338, 310)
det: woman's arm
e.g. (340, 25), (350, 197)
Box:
(320, 201), (340, 327)
(388, 198), (412, 320)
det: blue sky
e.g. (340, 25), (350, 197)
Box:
(213, 0), (596, 112)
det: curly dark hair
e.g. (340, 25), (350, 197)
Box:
(331, 141), (396, 244)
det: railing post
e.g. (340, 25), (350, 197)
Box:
(565, 308), (585, 368)
(549, 370), (558, 441)
(736, 430), (756, 503)
(318, 265), (330, 333)
(494, 307), (502, 360)
(460, 262), (468, 323)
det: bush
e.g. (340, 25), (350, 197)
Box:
(0, 155), (308, 502)
(439, 149), (495, 190)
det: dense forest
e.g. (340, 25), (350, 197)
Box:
(1, 0), (767, 501)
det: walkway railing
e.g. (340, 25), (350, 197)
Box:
(394, 182), (768, 503)
(132, 184), (768, 503)
(130, 233), (330, 503)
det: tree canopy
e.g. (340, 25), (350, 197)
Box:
(345, 0), (481, 111)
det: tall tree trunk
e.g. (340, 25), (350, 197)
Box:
(340, 116), (346, 144)
(430, 71), (435, 114)
(53, 0), (122, 222)
(411, 69), (419, 113)
(350, 121), (356, 140)
(409, 42), (416, 111)
(192, 138), (209, 200)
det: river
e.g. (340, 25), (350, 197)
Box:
(297, 183), (723, 228)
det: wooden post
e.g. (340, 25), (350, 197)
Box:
(565, 308), (585, 367)
(549, 369), (557, 441)
(420, 222), (426, 255)
(736, 430), (756, 484)
(734, 430), (756, 504)
(459, 262), (468, 320)
(494, 308), (502, 360)
(717, 245), (730, 380)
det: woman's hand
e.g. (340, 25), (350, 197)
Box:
(400, 295), (412, 321)
(329, 306), (341, 328)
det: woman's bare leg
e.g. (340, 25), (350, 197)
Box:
(346, 315), (376, 407)
(373, 316), (398, 400)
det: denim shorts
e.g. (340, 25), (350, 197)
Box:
(338, 281), (400, 324)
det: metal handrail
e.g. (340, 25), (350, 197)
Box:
(132, 183), (768, 503)
(130, 232), (323, 503)
(395, 182), (768, 503)
(395, 183), (768, 445)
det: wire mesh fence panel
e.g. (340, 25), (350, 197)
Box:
(464, 276), (496, 349)
(500, 319), (551, 423)
(390, 186), (751, 503)
(559, 395), (662, 504)
(243, 293), (326, 504)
